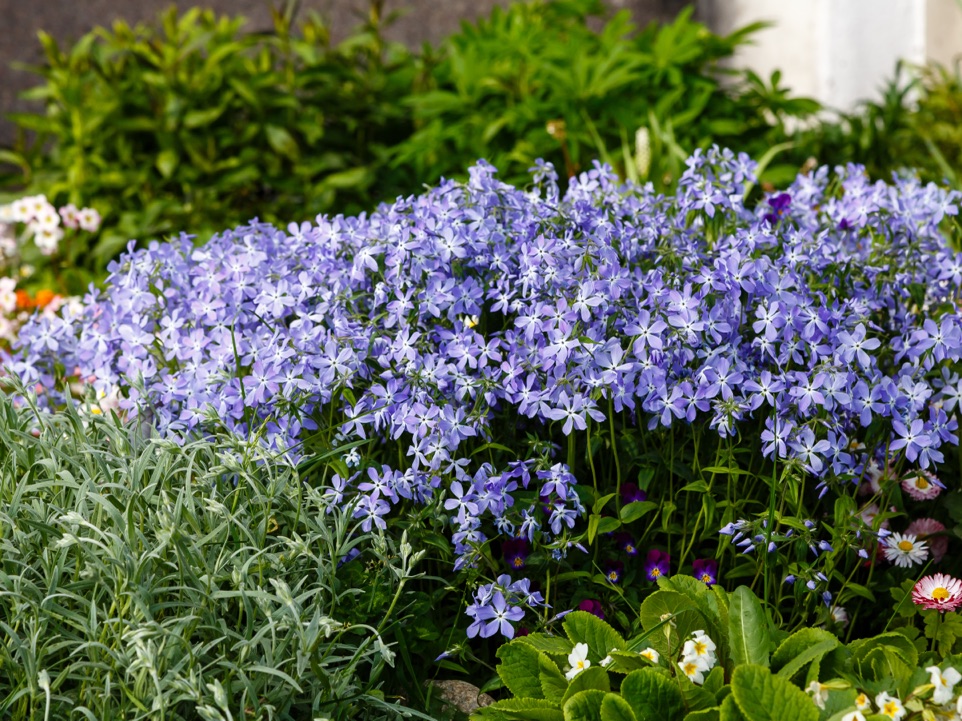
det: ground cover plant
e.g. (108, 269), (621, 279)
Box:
(0, 382), (433, 720)
(7, 144), (962, 702)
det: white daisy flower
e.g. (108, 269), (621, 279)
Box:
(881, 532), (928, 568)
(566, 642), (590, 680)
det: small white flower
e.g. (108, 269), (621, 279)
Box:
(638, 647), (659, 664)
(841, 711), (865, 721)
(927, 665), (962, 705)
(874, 692), (905, 721)
(854, 692), (871, 711)
(806, 681), (830, 710)
(77, 207), (101, 233)
(678, 658), (706, 685)
(566, 642), (590, 680)
(682, 631), (717, 667)
(600, 655), (613, 668)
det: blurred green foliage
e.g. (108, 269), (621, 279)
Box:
(1, 0), (824, 290)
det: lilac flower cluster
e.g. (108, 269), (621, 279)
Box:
(8, 146), (962, 637)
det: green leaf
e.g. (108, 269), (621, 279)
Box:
(620, 502), (657, 523)
(685, 710), (721, 721)
(600, 693), (637, 721)
(265, 124), (300, 160)
(728, 586), (770, 669)
(640, 590), (703, 658)
(156, 149), (178, 179)
(562, 667), (610, 704)
(476, 698), (565, 721)
(620, 669), (684, 721)
(183, 106), (225, 128)
(540, 653), (569, 701)
(519, 633), (575, 657)
(563, 611), (625, 661)
(771, 628), (838, 671)
(498, 641), (546, 699)
(729, 665), (817, 721)
(718, 694), (747, 721)
(605, 650), (657, 673)
(563, 689), (606, 721)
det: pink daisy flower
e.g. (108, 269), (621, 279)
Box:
(912, 573), (962, 612)
(906, 518), (948, 563)
(901, 470), (943, 501)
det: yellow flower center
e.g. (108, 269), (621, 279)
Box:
(701, 573), (712, 583)
(513, 557), (525, 568)
(683, 662), (698, 676)
(883, 701), (899, 717)
(915, 477), (929, 489)
(651, 567), (661, 577)
(932, 586), (951, 600)
(897, 540), (914, 552)
(694, 641), (707, 655)
(608, 571), (618, 581)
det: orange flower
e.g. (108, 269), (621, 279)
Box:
(34, 289), (57, 308)
(15, 290), (32, 310)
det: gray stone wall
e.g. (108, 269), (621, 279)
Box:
(0, 0), (693, 148)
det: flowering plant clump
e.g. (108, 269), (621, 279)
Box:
(0, 195), (96, 349)
(8, 146), (962, 653)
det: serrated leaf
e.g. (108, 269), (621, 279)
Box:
(685, 710), (721, 721)
(600, 693), (637, 721)
(640, 590), (704, 658)
(564, 689), (606, 721)
(563, 611), (625, 661)
(562, 667), (610, 704)
(729, 586), (770, 669)
(498, 641), (545, 699)
(718, 694), (747, 721)
(606, 650), (657, 673)
(519, 633), (575, 656)
(775, 640), (838, 682)
(476, 698), (564, 721)
(540, 652), (568, 701)
(729, 665), (817, 721)
(771, 628), (838, 671)
(621, 669), (684, 721)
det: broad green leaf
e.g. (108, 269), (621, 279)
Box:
(774, 637), (838, 682)
(562, 667), (610, 704)
(718, 694), (747, 721)
(685, 710), (721, 721)
(540, 652), (568, 701)
(729, 665), (817, 721)
(600, 693), (637, 721)
(519, 633), (575, 657)
(564, 689), (606, 721)
(621, 669), (684, 721)
(606, 650), (657, 673)
(728, 586), (770, 669)
(476, 698), (565, 721)
(640, 590), (703, 658)
(771, 628), (838, 671)
(563, 611), (625, 661)
(498, 641), (545, 699)
(620, 501), (657, 523)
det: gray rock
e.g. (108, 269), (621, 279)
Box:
(427, 679), (495, 716)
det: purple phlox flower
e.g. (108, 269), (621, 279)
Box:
(443, 481), (480, 517)
(467, 590), (525, 639)
(548, 503), (579, 535)
(577, 599), (604, 620)
(644, 548), (670, 581)
(692, 558), (718, 587)
(358, 465), (399, 504)
(353, 494), (391, 532)
(789, 427), (831, 474)
(788, 372), (826, 414)
(835, 323), (881, 369)
(542, 390), (604, 435)
(890, 416), (932, 464)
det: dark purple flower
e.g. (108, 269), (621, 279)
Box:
(620, 483), (647, 504)
(614, 532), (638, 557)
(644, 549), (670, 581)
(692, 558), (718, 587)
(502, 538), (530, 570)
(577, 599), (604, 620)
(763, 193), (792, 224)
(603, 560), (624, 584)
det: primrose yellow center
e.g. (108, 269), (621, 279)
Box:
(694, 641), (707, 655)
(576, 660), (587, 670)
(897, 540), (914, 552)
(932, 586), (951, 600)
(883, 701), (899, 717)
(683, 662), (697, 676)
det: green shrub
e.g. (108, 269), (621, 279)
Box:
(1, 4), (419, 291)
(0, 385), (431, 720)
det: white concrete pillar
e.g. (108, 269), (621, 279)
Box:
(704, 0), (962, 112)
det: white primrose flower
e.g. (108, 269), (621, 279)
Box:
(841, 711), (866, 721)
(874, 692), (906, 721)
(805, 681), (830, 710)
(682, 630), (717, 667)
(927, 665), (962, 705)
(638, 647), (659, 664)
(678, 657), (708, 685)
(600, 655), (613, 668)
(854, 692), (871, 711)
(566, 642), (590, 680)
